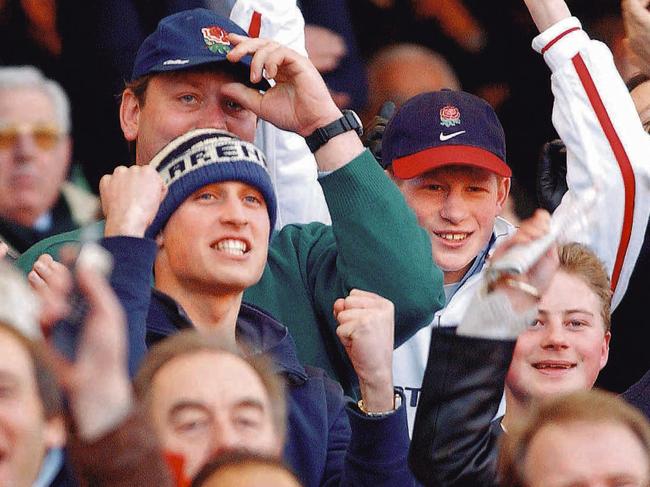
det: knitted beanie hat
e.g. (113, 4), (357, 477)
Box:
(146, 129), (277, 239)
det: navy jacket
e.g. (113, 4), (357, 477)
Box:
(101, 236), (414, 487)
(623, 369), (650, 420)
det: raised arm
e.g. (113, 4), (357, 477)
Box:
(333, 290), (414, 486)
(526, 0), (650, 309)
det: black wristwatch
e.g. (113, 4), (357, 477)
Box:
(305, 110), (363, 153)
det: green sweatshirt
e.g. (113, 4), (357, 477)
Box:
(16, 150), (444, 393)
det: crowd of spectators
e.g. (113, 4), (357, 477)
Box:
(1, 0), (650, 485)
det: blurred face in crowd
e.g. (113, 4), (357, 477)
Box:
(523, 420), (649, 487)
(147, 351), (282, 478)
(394, 165), (509, 284)
(0, 328), (64, 487)
(198, 463), (302, 487)
(155, 181), (270, 296)
(630, 80), (650, 133)
(120, 69), (257, 166)
(0, 87), (70, 227)
(506, 270), (610, 404)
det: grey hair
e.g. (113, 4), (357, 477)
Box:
(0, 66), (71, 133)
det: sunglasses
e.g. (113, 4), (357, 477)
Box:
(0, 124), (63, 150)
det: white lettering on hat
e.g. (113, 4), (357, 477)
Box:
(156, 136), (268, 186)
(162, 59), (190, 65)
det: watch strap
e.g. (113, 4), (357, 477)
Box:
(305, 110), (362, 153)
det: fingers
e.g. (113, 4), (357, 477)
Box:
(333, 289), (394, 316)
(28, 254), (73, 332)
(0, 241), (8, 260)
(221, 82), (264, 115)
(228, 34), (305, 83)
(29, 254), (72, 294)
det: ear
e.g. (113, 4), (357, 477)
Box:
(494, 176), (511, 213)
(599, 330), (611, 370)
(120, 89), (141, 142)
(44, 414), (66, 449)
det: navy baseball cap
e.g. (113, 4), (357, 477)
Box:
(382, 90), (511, 178)
(131, 8), (269, 90)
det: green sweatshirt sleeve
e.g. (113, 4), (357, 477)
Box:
(15, 221), (106, 274)
(244, 150), (444, 391)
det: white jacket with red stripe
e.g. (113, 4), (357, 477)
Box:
(228, 0), (332, 229)
(393, 16), (650, 434)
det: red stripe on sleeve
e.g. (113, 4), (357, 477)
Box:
(248, 11), (262, 38)
(541, 27), (580, 54)
(571, 54), (636, 292)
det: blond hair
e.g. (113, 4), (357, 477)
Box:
(499, 389), (650, 486)
(557, 243), (612, 330)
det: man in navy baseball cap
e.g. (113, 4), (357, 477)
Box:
(381, 89), (513, 427)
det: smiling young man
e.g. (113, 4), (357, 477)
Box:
(379, 0), (650, 430)
(18, 8), (443, 392)
(409, 209), (615, 486)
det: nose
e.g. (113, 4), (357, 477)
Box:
(540, 320), (569, 350)
(209, 422), (241, 457)
(439, 189), (469, 224)
(13, 131), (37, 162)
(196, 102), (228, 131)
(219, 195), (248, 227)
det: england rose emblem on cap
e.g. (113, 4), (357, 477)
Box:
(440, 105), (461, 127)
(202, 26), (231, 55)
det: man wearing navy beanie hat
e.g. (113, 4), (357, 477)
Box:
(94, 128), (416, 486)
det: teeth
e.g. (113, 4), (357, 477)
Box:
(215, 239), (247, 255)
(436, 233), (468, 241)
(534, 364), (572, 369)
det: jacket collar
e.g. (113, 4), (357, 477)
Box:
(148, 289), (308, 385)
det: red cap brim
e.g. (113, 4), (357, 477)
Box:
(392, 145), (512, 179)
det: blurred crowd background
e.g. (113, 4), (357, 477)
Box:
(0, 0), (644, 392)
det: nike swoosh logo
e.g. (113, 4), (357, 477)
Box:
(439, 130), (466, 141)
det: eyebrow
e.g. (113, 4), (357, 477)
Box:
(168, 400), (211, 419)
(537, 308), (595, 317)
(168, 397), (267, 418)
(234, 398), (266, 412)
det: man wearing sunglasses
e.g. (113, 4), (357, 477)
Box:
(0, 66), (99, 260)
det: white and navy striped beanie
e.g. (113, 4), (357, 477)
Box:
(145, 129), (277, 239)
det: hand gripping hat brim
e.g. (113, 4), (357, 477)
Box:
(131, 8), (270, 90)
(145, 128), (277, 239)
(382, 90), (511, 179)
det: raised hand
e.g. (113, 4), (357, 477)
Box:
(223, 34), (342, 137)
(30, 250), (132, 441)
(334, 289), (395, 413)
(100, 165), (167, 238)
(489, 209), (559, 310)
